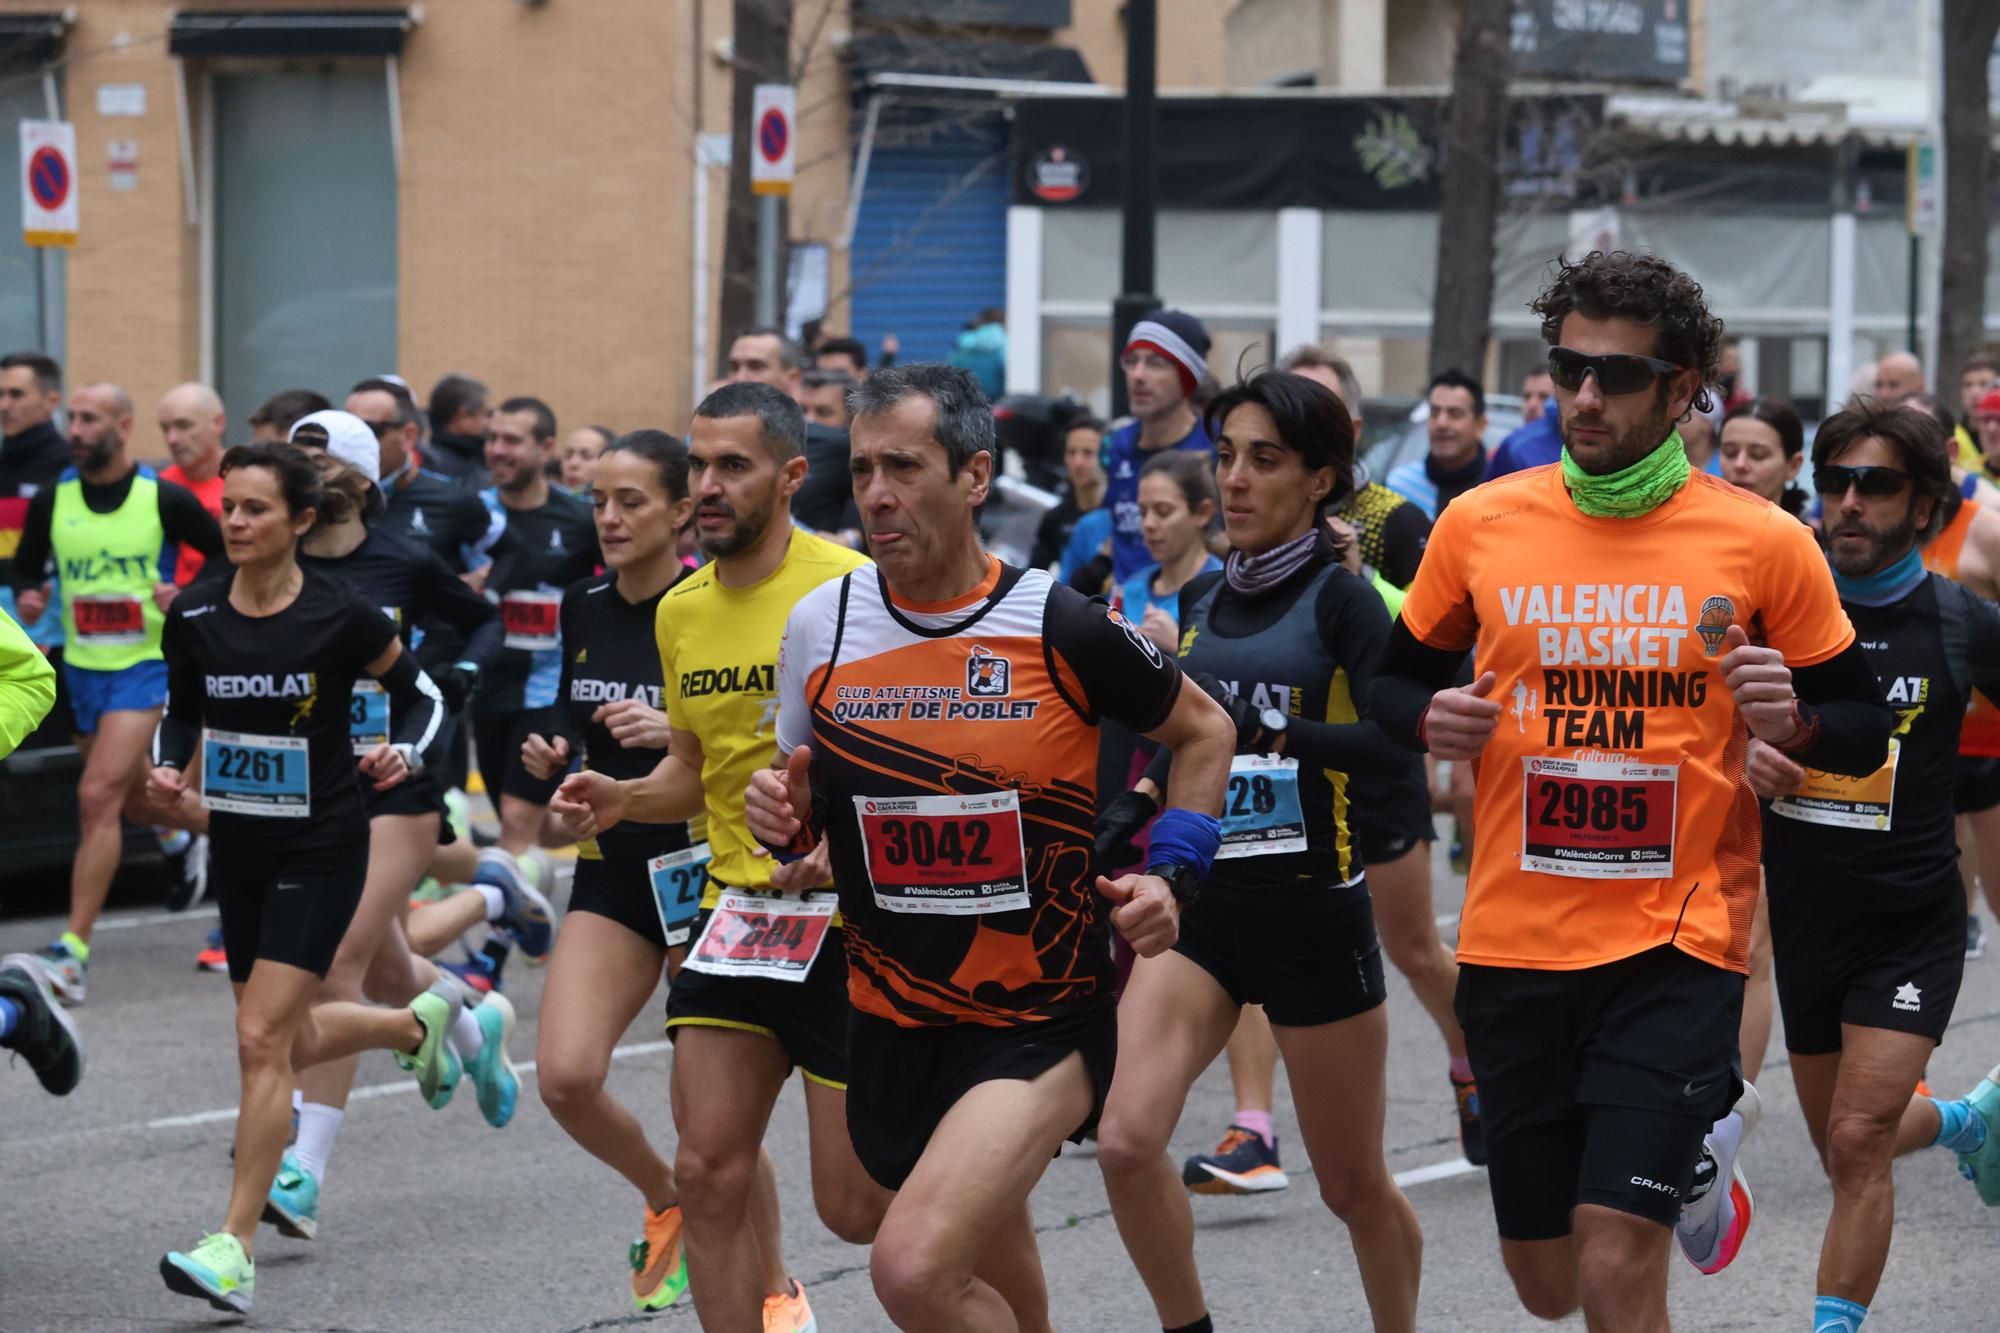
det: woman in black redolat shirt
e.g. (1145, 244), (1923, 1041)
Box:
(147, 443), (455, 1318)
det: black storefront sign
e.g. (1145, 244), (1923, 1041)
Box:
(1009, 94), (1606, 211)
(1509, 0), (1691, 85)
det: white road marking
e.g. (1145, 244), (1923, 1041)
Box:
(1434, 913), (1458, 930)
(1393, 1157), (1481, 1187)
(88, 906), (220, 931)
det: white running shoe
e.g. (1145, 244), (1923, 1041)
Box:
(1676, 1080), (1762, 1274)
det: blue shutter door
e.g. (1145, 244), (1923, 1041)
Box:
(849, 119), (1008, 365)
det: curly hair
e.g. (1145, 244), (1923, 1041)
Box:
(1531, 251), (1726, 415)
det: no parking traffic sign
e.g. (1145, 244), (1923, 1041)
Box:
(20, 120), (76, 247)
(751, 84), (794, 197)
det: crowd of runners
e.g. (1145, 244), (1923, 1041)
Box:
(4, 249), (2000, 1333)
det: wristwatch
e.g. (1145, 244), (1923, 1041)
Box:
(1147, 862), (1203, 906)
(1258, 706), (1289, 751)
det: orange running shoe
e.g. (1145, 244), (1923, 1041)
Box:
(630, 1202), (687, 1311)
(762, 1278), (818, 1332)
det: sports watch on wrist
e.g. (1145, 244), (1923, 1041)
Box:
(1147, 862), (1202, 906)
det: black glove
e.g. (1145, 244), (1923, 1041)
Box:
(1092, 788), (1159, 876)
(1186, 672), (1276, 754)
(438, 663), (480, 713)
(1070, 552), (1113, 596)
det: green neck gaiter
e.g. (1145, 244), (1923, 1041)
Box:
(1562, 430), (1692, 518)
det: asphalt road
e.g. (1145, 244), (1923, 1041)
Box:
(5, 839), (2000, 1331)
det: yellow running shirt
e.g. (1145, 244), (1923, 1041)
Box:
(657, 527), (868, 901)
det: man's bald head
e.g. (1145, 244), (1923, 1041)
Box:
(1875, 352), (1925, 404)
(159, 380), (227, 481)
(68, 382), (134, 473)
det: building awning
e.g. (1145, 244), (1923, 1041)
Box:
(169, 10), (414, 59)
(0, 13), (70, 66)
(848, 33), (1093, 94)
(1609, 76), (1929, 151)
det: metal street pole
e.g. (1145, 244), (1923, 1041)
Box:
(755, 194), (782, 329)
(1110, 0), (1159, 419)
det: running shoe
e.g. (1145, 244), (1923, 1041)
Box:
(475, 848), (555, 962)
(442, 952), (498, 994)
(32, 933), (86, 1005)
(1970, 914), (1987, 961)
(194, 927), (229, 975)
(467, 992), (520, 1128)
(762, 1278), (817, 1333)
(1451, 1070), (1487, 1166)
(160, 1232), (254, 1314)
(0, 952), (83, 1094)
(443, 786), (472, 844)
(1954, 1062), (2000, 1205)
(395, 992), (457, 1107)
(408, 874), (451, 908)
(261, 1151), (319, 1240)
(1676, 1080), (1762, 1273)
(1449, 837), (1471, 877)
(1181, 1124), (1289, 1194)
(161, 833), (208, 912)
(631, 1202), (689, 1312)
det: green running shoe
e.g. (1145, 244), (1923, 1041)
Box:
(1956, 1062), (2000, 1206)
(395, 992), (456, 1106)
(161, 1232), (254, 1314)
(467, 992), (520, 1128)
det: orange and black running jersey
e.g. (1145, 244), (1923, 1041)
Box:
(1398, 466), (1855, 974)
(775, 556), (1183, 1028)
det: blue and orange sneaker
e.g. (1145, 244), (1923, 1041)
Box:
(195, 927), (228, 975)
(1181, 1124), (1289, 1195)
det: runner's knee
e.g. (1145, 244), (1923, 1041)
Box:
(1093, 1105), (1174, 1180)
(813, 1177), (885, 1245)
(536, 1053), (608, 1119)
(870, 1230), (964, 1327)
(235, 1009), (293, 1074)
(1823, 1108), (1898, 1186)
(1501, 1243), (1577, 1322)
(1313, 1160), (1393, 1223)
(673, 1139), (755, 1216)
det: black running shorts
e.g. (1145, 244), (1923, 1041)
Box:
(212, 838), (368, 985)
(1954, 755), (2000, 816)
(1352, 756), (1437, 867)
(664, 912), (850, 1087)
(470, 706), (564, 806)
(1173, 879), (1386, 1028)
(845, 1003), (1117, 1191)
(1455, 946), (1743, 1239)
(1769, 886), (1964, 1055)
(569, 855), (688, 953)
(362, 768), (446, 825)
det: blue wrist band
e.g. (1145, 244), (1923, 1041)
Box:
(1147, 808), (1222, 879)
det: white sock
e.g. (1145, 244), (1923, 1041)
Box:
(477, 883), (506, 921)
(291, 1088), (303, 1112)
(449, 1004), (485, 1062)
(1708, 1109), (1746, 1171)
(293, 1102), (344, 1186)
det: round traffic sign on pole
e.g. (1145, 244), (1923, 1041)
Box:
(28, 145), (67, 212)
(758, 107), (789, 166)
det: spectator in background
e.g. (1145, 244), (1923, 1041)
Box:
(1719, 336), (1753, 412)
(799, 369), (856, 429)
(946, 306), (1006, 401)
(559, 425), (613, 494)
(725, 327), (804, 401)
(1033, 413), (1106, 573)
(1121, 449), (1221, 651)
(1519, 367), (1554, 424)
(1955, 353), (2000, 470)
(155, 383), (228, 585)
(1972, 390), (2000, 484)
(730, 327), (857, 540)
(425, 373), (493, 485)
(247, 389), (332, 444)
(348, 376), (506, 582)
(1102, 308), (1214, 586)
(813, 335), (868, 380)
(1389, 369), (1487, 519)
(1680, 401), (1722, 475)
(0, 352), (66, 499)
(1876, 350), (1925, 404)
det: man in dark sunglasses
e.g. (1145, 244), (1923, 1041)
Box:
(1371, 250), (1895, 1330)
(1748, 399), (2000, 1333)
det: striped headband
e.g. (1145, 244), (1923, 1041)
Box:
(1125, 319), (1208, 395)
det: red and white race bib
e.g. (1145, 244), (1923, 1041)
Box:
(500, 589), (561, 652)
(1520, 756), (1678, 879)
(72, 592), (146, 644)
(682, 891), (835, 983)
(853, 791), (1029, 915)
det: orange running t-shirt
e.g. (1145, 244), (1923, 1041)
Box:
(1400, 465), (1854, 974)
(160, 464), (224, 586)
(1920, 497), (2000, 757)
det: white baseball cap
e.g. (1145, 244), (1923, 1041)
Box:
(290, 408), (380, 482)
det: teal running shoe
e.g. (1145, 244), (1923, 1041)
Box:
(261, 1152), (320, 1240)
(161, 1232), (254, 1313)
(468, 993), (520, 1128)
(395, 992), (456, 1106)
(1955, 1062), (2000, 1206)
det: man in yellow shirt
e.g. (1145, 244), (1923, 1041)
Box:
(0, 605), (53, 757)
(554, 381), (885, 1333)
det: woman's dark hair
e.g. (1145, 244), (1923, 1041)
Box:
(1530, 250), (1726, 414)
(603, 428), (691, 504)
(1202, 370), (1356, 512)
(1811, 395), (1956, 543)
(1723, 395), (1807, 516)
(220, 442), (323, 520)
(1138, 448), (1218, 518)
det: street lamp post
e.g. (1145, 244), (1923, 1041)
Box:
(1110, 0), (1159, 419)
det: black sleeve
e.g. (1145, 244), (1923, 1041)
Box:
(549, 590), (587, 753)
(1369, 618), (1471, 751)
(1965, 589), (2000, 708)
(1378, 501), (1432, 590)
(1787, 640), (1894, 777)
(1046, 583), (1182, 733)
(157, 480), (225, 559)
(420, 548), (502, 672)
(1273, 575), (1409, 774)
(156, 609), (202, 770)
(7, 485), (55, 591)
(373, 645), (447, 764)
(1030, 508), (1063, 572)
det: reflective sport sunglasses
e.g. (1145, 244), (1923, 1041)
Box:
(1814, 464), (1910, 499)
(1547, 346), (1684, 396)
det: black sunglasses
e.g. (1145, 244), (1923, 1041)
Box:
(363, 418), (398, 438)
(1814, 464), (1910, 499)
(1547, 347), (1685, 396)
